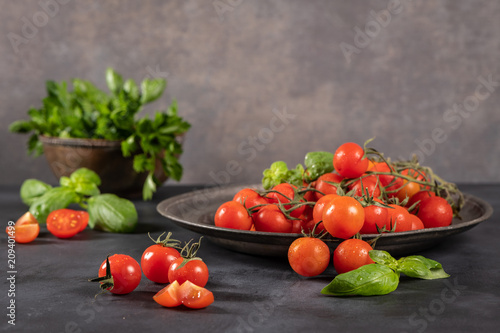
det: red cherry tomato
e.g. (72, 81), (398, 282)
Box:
(314, 173), (344, 200)
(6, 212), (40, 244)
(406, 190), (436, 210)
(386, 204), (412, 232)
(233, 188), (268, 213)
(168, 257), (209, 288)
(215, 201), (253, 230)
(417, 197), (453, 228)
(408, 214), (425, 230)
(46, 209), (89, 239)
(312, 194), (338, 225)
(322, 196), (365, 239)
(333, 239), (375, 274)
(333, 142), (369, 179)
(97, 254), (142, 295)
(349, 175), (381, 198)
(360, 203), (388, 234)
(288, 237), (331, 277)
(253, 204), (293, 233)
(266, 183), (305, 218)
(141, 234), (181, 284)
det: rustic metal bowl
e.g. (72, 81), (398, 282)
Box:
(39, 135), (168, 198)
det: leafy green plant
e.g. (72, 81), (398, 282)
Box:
(9, 68), (191, 200)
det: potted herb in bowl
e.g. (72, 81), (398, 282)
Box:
(9, 68), (190, 200)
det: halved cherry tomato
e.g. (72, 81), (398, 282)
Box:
(6, 212), (40, 244)
(177, 280), (214, 309)
(153, 280), (182, 307)
(46, 209), (89, 239)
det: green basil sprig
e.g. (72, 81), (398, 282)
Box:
(321, 250), (449, 297)
(20, 168), (138, 233)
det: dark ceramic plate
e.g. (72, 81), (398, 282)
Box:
(157, 184), (493, 257)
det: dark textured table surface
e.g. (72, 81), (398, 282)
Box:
(1, 184), (499, 333)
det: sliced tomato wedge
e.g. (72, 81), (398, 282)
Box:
(6, 212), (40, 244)
(177, 280), (214, 309)
(46, 209), (89, 239)
(153, 280), (182, 308)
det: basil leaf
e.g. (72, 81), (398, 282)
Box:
(398, 256), (450, 280)
(304, 151), (334, 182)
(321, 264), (399, 296)
(87, 194), (138, 233)
(140, 78), (166, 104)
(369, 250), (399, 271)
(20, 179), (53, 206)
(29, 187), (79, 223)
(106, 68), (123, 95)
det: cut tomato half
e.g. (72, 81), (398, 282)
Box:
(6, 212), (40, 244)
(153, 281), (182, 308)
(178, 280), (214, 309)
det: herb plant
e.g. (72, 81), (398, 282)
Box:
(9, 68), (191, 200)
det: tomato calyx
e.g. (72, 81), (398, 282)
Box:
(148, 231), (182, 249)
(175, 237), (204, 270)
(88, 255), (114, 296)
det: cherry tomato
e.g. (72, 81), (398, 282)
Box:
(386, 204), (412, 232)
(417, 197), (453, 228)
(314, 173), (344, 200)
(215, 201), (253, 230)
(46, 209), (89, 239)
(349, 175), (381, 198)
(168, 257), (209, 288)
(406, 190), (436, 210)
(233, 188), (268, 213)
(360, 203), (388, 234)
(253, 204), (293, 233)
(395, 180), (421, 202)
(266, 183), (305, 218)
(369, 161), (396, 187)
(288, 237), (331, 277)
(322, 196), (365, 239)
(312, 194), (339, 225)
(6, 212), (40, 244)
(141, 233), (181, 284)
(408, 214), (425, 230)
(333, 239), (375, 274)
(97, 254), (142, 295)
(177, 280), (214, 309)
(153, 280), (182, 307)
(333, 142), (369, 179)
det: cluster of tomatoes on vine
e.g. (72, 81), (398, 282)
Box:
(214, 140), (464, 277)
(89, 233), (214, 309)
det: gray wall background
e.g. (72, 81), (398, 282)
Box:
(1, 0), (499, 188)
